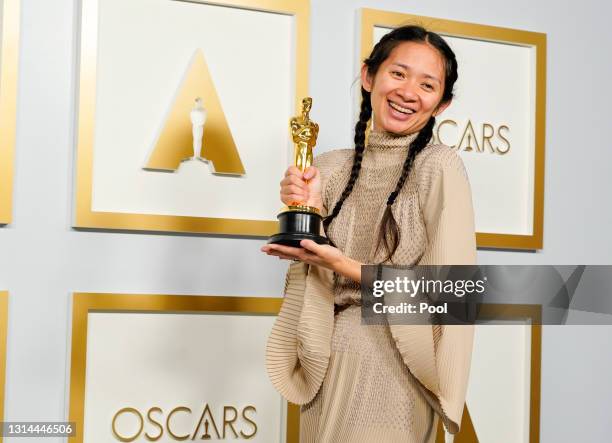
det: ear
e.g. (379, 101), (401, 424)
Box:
(361, 64), (373, 92)
(433, 99), (452, 117)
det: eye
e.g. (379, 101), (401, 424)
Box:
(391, 70), (405, 79)
(422, 83), (434, 91)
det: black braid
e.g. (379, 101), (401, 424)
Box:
(322, 87), (371, 245)
(376, 116), (436, 263)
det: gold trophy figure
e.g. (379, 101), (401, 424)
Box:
(268, 97), (329, 247)
(291, 97), (318, 175)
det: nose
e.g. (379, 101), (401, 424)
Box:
(395, 80), (418, 103)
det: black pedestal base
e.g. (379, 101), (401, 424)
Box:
(268, 210), (329, 247)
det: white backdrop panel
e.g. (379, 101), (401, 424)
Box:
(92, 0), (294, 220)
(83, 311), (284, 443)
(467, 324), (531, 442)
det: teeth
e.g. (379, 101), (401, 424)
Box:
(389, 101), (415, 114)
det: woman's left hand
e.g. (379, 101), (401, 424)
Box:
(261, 240), (362, 283)
(261, 240), (344, 272)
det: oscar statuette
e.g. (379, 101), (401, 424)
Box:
(268, 97), (329, 247)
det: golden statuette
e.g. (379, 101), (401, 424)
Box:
(268, 97), (329, 247)
(291, 97), (319, 173)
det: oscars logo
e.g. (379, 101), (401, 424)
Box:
(144, 50), (245, 175)
(111, 404), (258, 442)
(190, 97), (207, 162)
(434, 119), (511, 155)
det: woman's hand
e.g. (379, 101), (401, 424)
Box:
(261, 240), (362, 283)
(280, 166), (322, 211)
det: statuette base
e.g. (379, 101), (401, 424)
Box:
(268, 209), (329, 247)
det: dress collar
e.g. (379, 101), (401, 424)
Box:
(366, 130), (419, 151)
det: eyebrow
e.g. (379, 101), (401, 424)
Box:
(391, 62), (441, 84)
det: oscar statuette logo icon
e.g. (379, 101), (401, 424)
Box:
(268, 97), (329, 247)
(144, 50), (245, 175)
(190, 97), (207, 162)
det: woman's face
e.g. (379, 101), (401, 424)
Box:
(361, 41), (450, 135)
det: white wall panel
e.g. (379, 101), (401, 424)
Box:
(0, 1), (611, 443)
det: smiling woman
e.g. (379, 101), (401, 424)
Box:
(262, 25), (476, 443)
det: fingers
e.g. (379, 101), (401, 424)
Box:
(284, 166), (320, 182)
(303, 166), (320, 181)
(264, 250), (300, 261)
(274, 253), (296, 260)
(281, 191), (308, 205)
(300, 239), (321, 253)
(261, 244), (300, 257)
(280, 172), (308, 190)
(280, 168), (310, 204)
(280, 181), (308, 196)
(284, 165), (302, 177)
(261, 244), (317, 263)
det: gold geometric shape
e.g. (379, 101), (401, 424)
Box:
(0, 0), (20, 224)
(74, 0), (310, 235)
(144, 50), (245, 175)
(360, 8), (547, 250)
(436, 405), (478, 443)
(68, 292), (299, 443)
(0, 291), (7, 440)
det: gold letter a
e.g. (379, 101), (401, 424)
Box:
(144, 49), (245, 175)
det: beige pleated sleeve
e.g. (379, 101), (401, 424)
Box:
(389, 147), (477, 434)
(265, 262), (335, 404)
(265, 151), (344, 404)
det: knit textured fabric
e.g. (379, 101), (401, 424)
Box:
(266, 130), (477, 442)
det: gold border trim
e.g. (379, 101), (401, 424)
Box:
(435, 304), (542, 442)
(360, 9), (546, 250)
(0, 0), (20, 224)
(74, 0), (310, 236)
(470, 304), (541, 443)
(68, 292), (299, 443)
(0, 291), (8, 443)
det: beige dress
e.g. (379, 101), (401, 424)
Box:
(266, 131), (477, 442)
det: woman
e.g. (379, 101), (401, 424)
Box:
(261, 25), (476, 443)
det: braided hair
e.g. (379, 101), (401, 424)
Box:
(322, 86), (370, 235)
(323, 25), (458, 263)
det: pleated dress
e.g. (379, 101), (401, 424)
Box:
(266, 130), (477, 442)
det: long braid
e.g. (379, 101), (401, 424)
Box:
(322, 87), (371, 244)
(376, 116), (436, 263)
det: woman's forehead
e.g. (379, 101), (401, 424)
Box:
(385, 42), (445, 75)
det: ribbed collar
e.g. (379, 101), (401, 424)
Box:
(366, 130), (419, 151)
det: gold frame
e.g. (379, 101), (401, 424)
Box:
(68, 292), (300, 443)
(0, 292), (8, 443)
(68, 294), (541, 443)
(0, 0), (20, 224)
(435, 304), (542, 442)
(360, 9), (546, 250)
(74, 0), (310, 235)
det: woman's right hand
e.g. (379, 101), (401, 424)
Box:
(280, 165), (322, 212)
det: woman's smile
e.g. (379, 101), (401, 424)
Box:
(388, 100), (417, 120)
